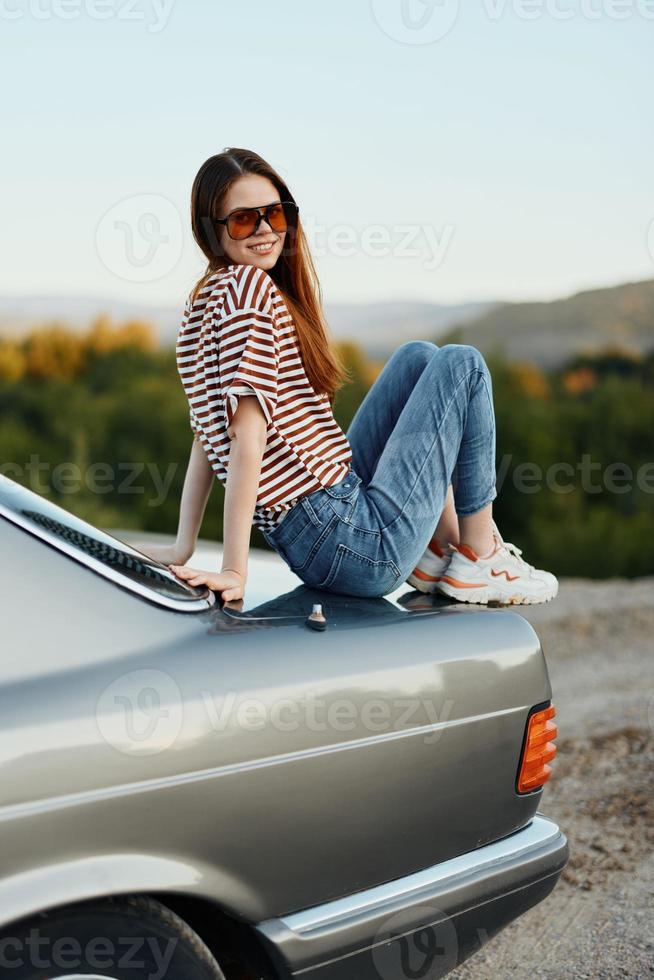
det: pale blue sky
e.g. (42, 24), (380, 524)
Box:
(1, 0), (652, 309)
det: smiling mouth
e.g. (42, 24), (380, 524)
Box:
(248, 241), (277, 253)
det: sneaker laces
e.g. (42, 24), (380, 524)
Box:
(502, 540), (529, 565)
(492, 521), (534, 572)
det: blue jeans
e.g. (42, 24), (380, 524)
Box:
(261, 341), (497, 598)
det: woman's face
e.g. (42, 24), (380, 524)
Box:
(217, 174), (287, 271)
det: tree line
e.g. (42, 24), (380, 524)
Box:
(1, 319), (652, 577)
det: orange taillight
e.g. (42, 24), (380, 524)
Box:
(517, 704), (558, 794)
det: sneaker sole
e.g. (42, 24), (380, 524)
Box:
(436, 579), (558, 606)
(406, 570), (444, 594)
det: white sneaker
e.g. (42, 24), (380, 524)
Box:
(406, 536), (453, 594)
(436, 521), (559, 605)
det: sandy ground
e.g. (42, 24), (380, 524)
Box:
(451, 577), (654, 980)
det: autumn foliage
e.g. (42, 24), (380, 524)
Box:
(1, 322), (653, 576)
(0, 316), (156, 382)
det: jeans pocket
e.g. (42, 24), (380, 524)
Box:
(264, 495), (323, 553)
(281, 511), (340, 576)
(322, 467), (362, 500)
(317, 544), (402, 598)
(321, 468), (362, 523)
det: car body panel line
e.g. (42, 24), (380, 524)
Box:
(0, 704), (524, 824)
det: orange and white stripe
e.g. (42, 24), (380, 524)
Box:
(176, 263), (352, 532)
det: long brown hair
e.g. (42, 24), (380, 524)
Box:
(189, 147), (350, 401)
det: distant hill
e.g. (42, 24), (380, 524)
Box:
(2, 278), (653, 367)
(442, 278), (654, 367)
(0, 294), (497, 357)
(0, 296), (182, 342)
(324, 300), (497, 358)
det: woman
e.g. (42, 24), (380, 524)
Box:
(152, 147), (557, 606)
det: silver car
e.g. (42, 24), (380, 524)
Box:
(0, 473), (568, 980)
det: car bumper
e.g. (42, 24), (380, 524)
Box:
(255, 814), (568, 980)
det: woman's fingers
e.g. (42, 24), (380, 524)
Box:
(170, 566), (210, 585)
(168, 565), (244, 601)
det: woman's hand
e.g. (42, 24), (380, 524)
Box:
(132, 542), (192, 566)
(169, 565), (245, 602)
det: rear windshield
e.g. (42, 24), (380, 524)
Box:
(0, 474), (215, 613)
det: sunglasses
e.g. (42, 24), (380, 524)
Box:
(215, 201), (299, 241)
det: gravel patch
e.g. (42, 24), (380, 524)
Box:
(451, 577), (654, 979)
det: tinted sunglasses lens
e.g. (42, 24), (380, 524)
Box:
(227, 210), (259, 239)
(266, 204), (288, 233)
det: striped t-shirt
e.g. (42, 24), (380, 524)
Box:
(175, 263), (353, 533)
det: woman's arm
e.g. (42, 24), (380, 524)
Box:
(174, 434), (215, 561)
(134, 434), (214, 566)
(220, 398), (268, 584)
(169, 395), (268, 601)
